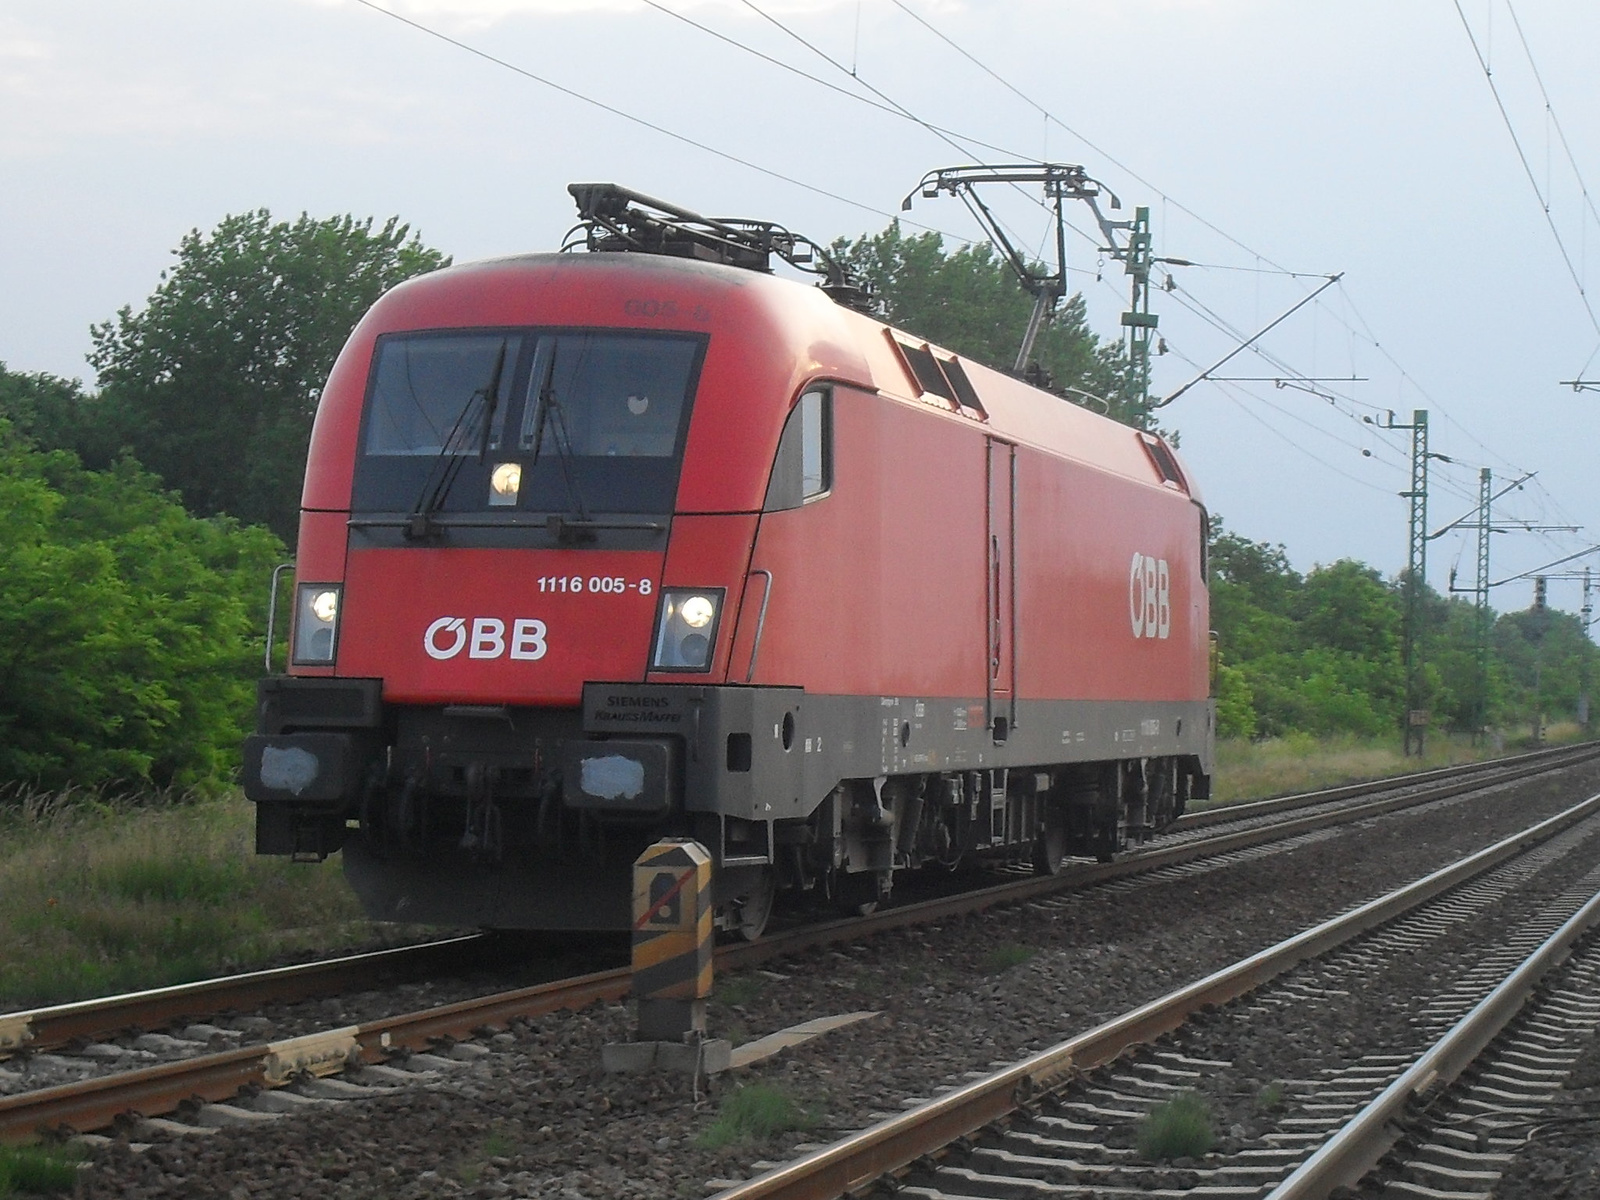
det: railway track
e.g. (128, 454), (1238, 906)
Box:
(1273, 888), (1600, 1198)
(0, 742), (1593, 1148)
(702, 790), (1600, 1200)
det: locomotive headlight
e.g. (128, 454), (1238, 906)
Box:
(679, 594), (715, 628)
(309, 589), (340, 623)
(650, 589), (723, 672)
(292, 583), (343, 665)
(488, 461), (522, 506)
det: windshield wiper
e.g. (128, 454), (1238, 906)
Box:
(404, 340), (508, 540)
(527, 343), (594, 542)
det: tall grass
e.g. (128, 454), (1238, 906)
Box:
(696, 1085), (816, 1149)
(1204, 728), (1580, 807)
(1136, 1090), (1214, 1161)
(0, 1143), (82, 1196)
(0, 788), (399, 1008)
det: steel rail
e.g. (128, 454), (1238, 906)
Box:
(723, 740), (1600, 966)
(0, 746), (1591, 1143)
(1171, 739), (1597, 831)
(0, 966), (632, 1144)
(0, 936), (487, 1058)
(2, 743), (1585, 1061)
(706, 791), (1600, 1200)
(1266, 882), (1600, 1198)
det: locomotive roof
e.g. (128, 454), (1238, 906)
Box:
(337, 251), (1200, 508)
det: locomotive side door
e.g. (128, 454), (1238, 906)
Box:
(986, 436), (1018, 740)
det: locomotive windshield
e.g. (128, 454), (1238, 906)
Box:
(352, 329), (704, 515)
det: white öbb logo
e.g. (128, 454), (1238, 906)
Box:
(1128, 553), (1171, 640)
(424, 617), (548, 661)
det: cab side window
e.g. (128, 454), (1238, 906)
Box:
(763, 389), (832, 511)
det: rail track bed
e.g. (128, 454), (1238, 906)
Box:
(856, 806), (1600, 1200)
(1315, 897), (1600, 1200)
(21, 749), (1600, 1199)
(1482, 999), (1600, 1200)
(0, 747), (1582, 1116)
(6, 744), (1584, 1084)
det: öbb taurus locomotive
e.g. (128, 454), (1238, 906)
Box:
(243, 185), (1215, 938)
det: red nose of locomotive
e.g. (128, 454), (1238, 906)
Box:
(336, 547), (664, 706)
(320, 325), (710, 704)
(244, 316), (732, 927)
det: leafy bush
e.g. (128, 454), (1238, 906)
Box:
(0, 427), (283, 791)
(1214, 661), (1256, 739)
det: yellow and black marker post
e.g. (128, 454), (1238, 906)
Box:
(631, 838), (713, 1042)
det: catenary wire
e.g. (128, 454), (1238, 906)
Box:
(1451, 0), (1600, 347)
(851, 0), (1561, 528)
(353, 0), (1584, 586)
(348, 0), (954, 239)
(634, 0), (1028, 165)
(734, 0), (1105, 270)
(1504, 0), (1600, 376)
(890, 0), (1571, 496)
(1505, 2), (1600, 236)
(652, 0), (1447, 452)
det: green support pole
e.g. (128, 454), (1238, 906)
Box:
(1118, 206), (1158, 410)
(1386, 410), (1430, 757)
(1583, 568), (1593, 733)
(1475, 468), (1492, 738)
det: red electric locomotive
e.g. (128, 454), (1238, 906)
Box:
(244, 185), (1214, 938)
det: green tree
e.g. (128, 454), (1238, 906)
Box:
(1493, 605), (1597, 733)
(0, 425), (282, 792)
(1426, 597), (1491, 732)
(1294, 560), (1401, 661)
(88, 211), (449, 542)
(830, 223), (1149, 427)
(1208, 520), (1302, 665)
(0, 362), (121, 468)
(1206, 517), (1417, 739)
(1214, 661), (1257, 739)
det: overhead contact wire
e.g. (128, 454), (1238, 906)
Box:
(734, 0), (1103, 261)
(890, 0), (1578, 506)
(1451, 0), (1600, 345)
(635, 0), (1026, 164)
(349, 0), (928, 232)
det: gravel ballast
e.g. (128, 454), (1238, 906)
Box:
(1491, 1032), (1600, 1200)
(73, 760), (1600, 1199)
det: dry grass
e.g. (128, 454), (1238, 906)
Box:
(1207, 725), (1592, 807)
(0, 788), (403, 1008)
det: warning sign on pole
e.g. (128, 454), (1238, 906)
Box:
(631, 838), (713, 1041)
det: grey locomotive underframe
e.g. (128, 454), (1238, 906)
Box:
(245, 676), (1214, 929)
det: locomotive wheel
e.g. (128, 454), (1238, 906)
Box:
(1031, 821), (1066, 876)
(732, 868), (777, 941)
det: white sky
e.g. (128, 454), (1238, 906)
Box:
(3, 0), (1599, 618)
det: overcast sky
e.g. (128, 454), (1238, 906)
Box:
(4, 0), (1598, 617)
